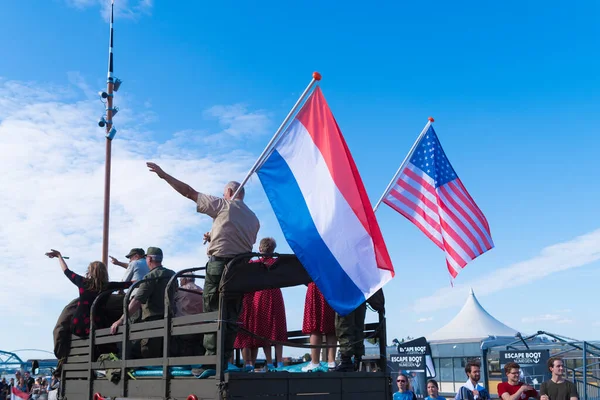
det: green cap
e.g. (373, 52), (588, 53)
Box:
(125, 248), (145, 258)
(146, 247), (163, 257)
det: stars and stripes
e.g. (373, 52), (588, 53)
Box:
(382, 124), (493, 279)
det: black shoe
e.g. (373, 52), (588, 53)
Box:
(334, 358), (354, 372)
(353, 357), (362, 372)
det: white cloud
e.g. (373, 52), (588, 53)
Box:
(0, 76), (271, 352)
(417, 317), (433, 323)
(204, 104), (272, 139)
(65, 0), (153, 20)
(413, 229), (600, 313)
(521, 314), (561, 323)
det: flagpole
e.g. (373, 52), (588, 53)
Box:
(232, 71), (322, 200)
(101, 0), (118, 266)
(373, 117), (434, 212)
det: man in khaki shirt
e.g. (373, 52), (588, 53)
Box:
(147, 162), (260, 377)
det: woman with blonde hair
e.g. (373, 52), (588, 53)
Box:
(394, 373), (417, 400)
(46, 249), (132, 337)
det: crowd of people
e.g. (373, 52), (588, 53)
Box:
(392, 358), (579, 400)
(0, 370), (60, 400)
(37, 160), (589, 399)
(49, 162), (371, 381)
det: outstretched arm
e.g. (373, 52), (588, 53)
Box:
(109, 256), (128, 269)
(147, 162), (199, 202)
(45, 249), (68, 272)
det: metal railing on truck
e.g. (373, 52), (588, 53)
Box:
(60, 253), (389, 400)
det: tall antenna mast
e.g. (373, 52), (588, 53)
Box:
(98, 0), (122, 266)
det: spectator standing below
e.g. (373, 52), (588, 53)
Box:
(46, 250), (133, 338)
(425, 379), (446, 400)
(146, 162), (260, 378)
(24, 371), (34, 393)
(394, 373), (418, 400)
(456, 361), (490, 400)
(30, 377), (42, 400)
(497, 362), (538, 400)
(540, 357), (579, 400)
(16, 377), (27, 393)
(39, 378), (49, 400)
(49, 371), (60, 392)
(301, 282), (337, 372)
(0, 377), (7, 399)
(109, 248), (149, 286)
(111, 247), (177, 358)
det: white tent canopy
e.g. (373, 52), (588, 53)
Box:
(428, 288), (518, 342)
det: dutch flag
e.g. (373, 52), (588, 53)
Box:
(257, 87), (395, 315)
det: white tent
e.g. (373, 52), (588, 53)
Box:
(428, 288), (518, 342)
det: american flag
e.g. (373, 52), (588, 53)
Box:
(383, 124), (493, 279)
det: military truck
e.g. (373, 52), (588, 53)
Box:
(58, 253), (391, 399)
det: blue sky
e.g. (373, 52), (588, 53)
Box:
(1, 0), (599, 360)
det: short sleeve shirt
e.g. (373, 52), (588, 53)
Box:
(497, 382), (538, 400)
(122, 258), (150, 283)
(135, 266), (177, 320)
(540, 380), (579, 400)
(394, 391), (416, 400)
(196, 194), (260, 257)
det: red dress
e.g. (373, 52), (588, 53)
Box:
(302, 282), (335, 334)
(252, 287), (287, 346)
(233, 292), (256, 349)
(233, 257), (287, 348)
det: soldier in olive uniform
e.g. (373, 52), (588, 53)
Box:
(111, 247), (177, 358)
(334, 302), (367, 372)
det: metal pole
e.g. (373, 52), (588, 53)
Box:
(372, 117), (434, 212)
(232, 72), (322, 200)
(584, 341), (588, 400)
(101, 0), (116, 266)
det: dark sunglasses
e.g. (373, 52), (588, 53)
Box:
(397, 379), (407, 383)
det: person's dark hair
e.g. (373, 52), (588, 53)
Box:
(465, 361), (481, 375)
(547, 356), (563, 372)
(427, 379), (439, 389)
(504, 361), (520, 374)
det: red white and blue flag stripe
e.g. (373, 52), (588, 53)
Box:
(383, 125), (493, 279)
(11, 387), (29, 400)
(257, 87), (394, 315)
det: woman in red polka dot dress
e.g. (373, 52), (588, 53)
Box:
(251, 238), (287, 370)
(46, 249), (132, 338)
(301, 281), (336, 371)
(234, 238), (287, 371)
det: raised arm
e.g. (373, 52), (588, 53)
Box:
(147, 162), (199, 202)
(109, 256), (128, 269)
(45, 249), (68, 272)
